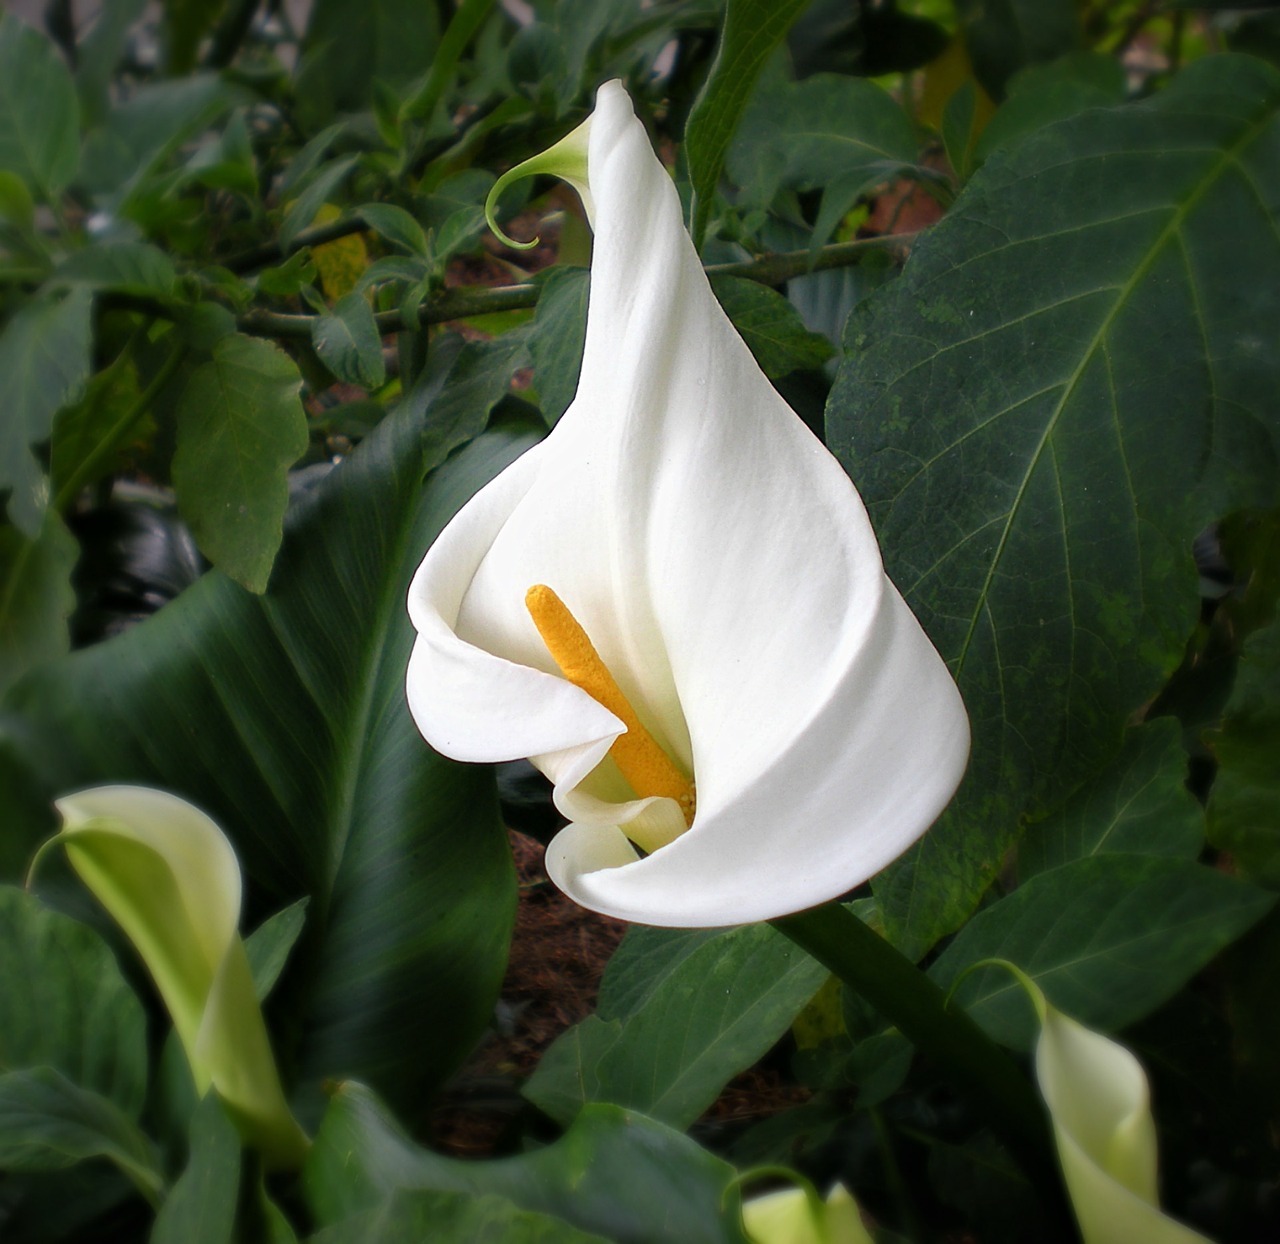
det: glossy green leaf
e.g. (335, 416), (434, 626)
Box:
(726, 73), (920, 249)
(312, 293), (387, 390)
(150, 1094), (240, 1244)
(826, 55), (1280, 955)
(931, 856), (1274, 1050)
(313, 1190), (609, 1244)
(524, 924), (827, 1129)
(528, 267), (587, 425)
(0, 288), (93, 535)
(1018, 719), (1203, 878)
(304, 1084), (747, 1244)
(1, 404), (539, 1118)
(0, 14), (79, 201)
(0, 887), (147, 1116)
(0, 511), (77, 696)
(711, 276), (835, 380)
(0, 1067), (161, 1203)
(684, 0), (811, 249)
(1208, 616), (1280, 887)
(172, 334), (309, 593)
(358, 204), (429, 257)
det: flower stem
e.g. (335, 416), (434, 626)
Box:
(771, 901), (1066, 1212)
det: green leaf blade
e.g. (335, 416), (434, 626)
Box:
(173, 334), (309, 593)
(0, 14), (79, 201)
(931, 855), (1274, 1050)
(0, 289), (94, 535)
(685, 0), (812, 249)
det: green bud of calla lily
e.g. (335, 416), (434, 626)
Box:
(991, 961), (1212, 1244)
(484, 113), (593, 250)
(740, 1177), (871, 1244)
(33, 786), (309, 1170)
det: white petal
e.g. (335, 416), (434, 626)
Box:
(406, 81), (969, 926)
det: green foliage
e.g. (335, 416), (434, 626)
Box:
(684, 0), (811, 248)
(305, 1085), (747, 1244)
(0, 887), (148, 1116)
(1, 4), (1277, 1240)
(149, 1096), (240, 1244)
(1208, 616), (1280, 886)
(932, 856), (1273, 1049)
(524, 924), (828, 1128)
(0, 289), (93, 534)
(1017, 719), (1204, 877)
(727, 72), (923, 249)
(827, 53), (1280, 956)
(0, 513), (77, 695)
(3, 403), (536, 1119)
(0, 1067), (162, 1200)
(0, 14), (79, 202)
(172, 334), (309, 592)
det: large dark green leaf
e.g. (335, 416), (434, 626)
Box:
(0, 887), (147, 1116)
(684, 0), (811, 248)
(3, 402), (542, 1117)
(524, 924), (826, 1129)
(0, 14), (79, 202)
(930, 855), (1274, 1050)
(172, 334), (309, 594)
(1017, 718), (1203, 877)
(826, 54), (1280, 955)
(304, 1085), (747, 1244)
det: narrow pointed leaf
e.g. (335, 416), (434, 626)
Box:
(685, 0), (811, 248)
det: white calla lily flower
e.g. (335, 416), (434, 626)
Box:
(405, 80), (969, 927)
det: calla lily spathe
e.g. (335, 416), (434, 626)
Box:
(39, 786), (308, 1169)
(1031, 988), (1212, 1243)
(405, 81), (969, 927)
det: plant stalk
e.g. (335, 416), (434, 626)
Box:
(771, 901), (1065, 1208)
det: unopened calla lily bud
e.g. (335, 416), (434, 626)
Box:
(37, 786), (308, 1169)
(1002, 962), (1212, 1244)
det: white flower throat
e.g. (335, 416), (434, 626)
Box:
(525, 583), (697, 829)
